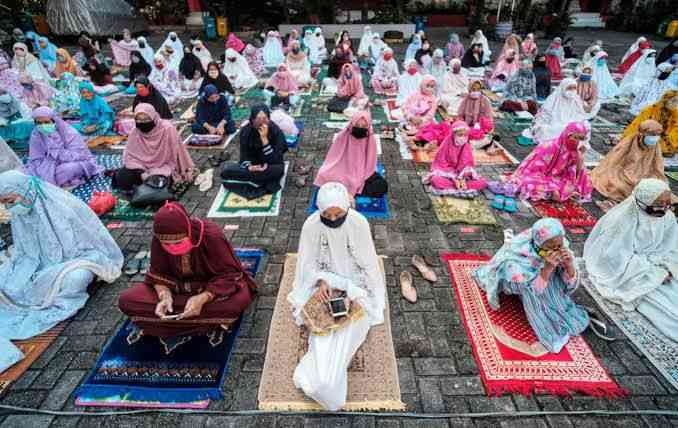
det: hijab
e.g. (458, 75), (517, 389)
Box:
(657, 37), (678, 66)
(504, 61), (537, 101)
(36, 37), (58, 70)
(432, 120), (475, 175)
(133, 76), (173, 120)
(192, 40), (213, 70)
(0, 55), (23, 99)
(447, 33), (465, 60)
(461, 43), (484, 68)
(267, 63), (298, 93)
(622, 36), (648, 63)
(405, 34), (422, 63)
(53, 48), (78, 79)
(136, 36), (155, 64)
(457, 80), (492, 126)
(442, 58), (469, 96)
(358, 26), (373, 57)
(223, 48), (258, 89)
(337, 63), (364, 98)
(373, 47), (399, 80)
(11, 42), (38, 72)
(531, 78), (588, 141)
(226, 33), (246, 53)
(160, 32), (184, 62)
(200, 61), (235, 95)
(470, 30), (490, 59)
(129, 50), (152, 80)
(178, 46), (204, 80)
(0, 90), (21, 119)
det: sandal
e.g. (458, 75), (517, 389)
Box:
(589, 316), (616, 341)
(124, 251), (146, 276)
(503, 197), (518, 213)
(412, 255), (437, 283)
(199, 169), (214, 192)
(400, 271), (417, 303)
(490, 194), (506, 210)
(139, 251), (151, 275)
(294, 176), (307, 188)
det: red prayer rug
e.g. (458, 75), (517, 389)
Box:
(530, 200), (597, 228)
(442, 252), (625, 398)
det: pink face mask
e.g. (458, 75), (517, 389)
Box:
(161, 238), (193, 256)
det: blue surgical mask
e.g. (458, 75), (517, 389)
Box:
(579, 74), (592, 82)
(37, 123), (57, 135)
(644, 135), (660, 146)
(21, 83), (33, 90)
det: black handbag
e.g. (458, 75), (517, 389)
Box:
(130, 175), (175, 208)
(326, 96), (350, 113)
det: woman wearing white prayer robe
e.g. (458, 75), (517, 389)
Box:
(619, 49), (657, 97)
(308, 28), (328, 65)
(222, 48), (258, 93)
(158, 32), (184, 63)
(397, 59), (424, 106)
(584, 178), (678, 342)
(263, 31), (285, 68)
(288, 182), (385, 411)
(136, 37), (155, 65)
(527, 78), (589, 142)
(357, 26), (373, 58)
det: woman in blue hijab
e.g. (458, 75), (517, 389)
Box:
(73, 81), (115, 138)
(405, 33), (423, 64)
(192, 84), (235, 136)
(0, 170), (123, 372)
(36, 36), (58, 72)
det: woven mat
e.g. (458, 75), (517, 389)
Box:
(529, 200), (597, 228)
(183, 129), (240, 151)
(431, 196), (497, 225)
(258, 254), (404, 411)
(472, 143), (518, 166)
(442, 253), (625, 397)
(0, 324), (65, 396)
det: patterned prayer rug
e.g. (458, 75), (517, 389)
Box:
(529, 200), (598, 228)
(257, 254), (405, 411)
(579, 262), (678, 391)
(442, 253), (626, 397)
(431, 196), (498, 225)
(472, 143), (518, 166)
(183, 129), (240, 151)
(74, 249), (264, 408)
(207, 163), (288, 218)
(0, 324), (65, 396)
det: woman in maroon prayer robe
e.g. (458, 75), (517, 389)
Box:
(118, 202), (256, 350)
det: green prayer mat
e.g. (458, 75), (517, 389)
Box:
(431, 196), (498, 226)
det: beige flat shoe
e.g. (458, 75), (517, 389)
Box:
(412, 255), (438, 283)
(400, 271), (417, 303)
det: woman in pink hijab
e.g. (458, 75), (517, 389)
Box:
(20, 74), (55, 109)
(489, 48), (519, 90)
(521, 33), (538, 59)
(225, 33), (245, 54)
(337, 63), (365, 99)
(264, 63), (300, 108)
(114, 103), (195, 192)
(425, 120), (487, 196)
(510, 121), (592, 202)
(284, 29), (300, 55)
(402, 75), (438, 134)
(314, 111), (387, 198)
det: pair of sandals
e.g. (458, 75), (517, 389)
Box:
(207, 151), (231, 168)
(489, 181), (518, 213)
(400, 255), (438, 303)
(294, 162), (313, 188)
(194, 169), (214, 192)
(125, 251), (150, 276)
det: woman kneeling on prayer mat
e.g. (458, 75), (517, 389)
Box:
(264, 63), (301, 109)
(0, 89), (33, 143)
(220, 105), (287, 199)
(0, 170), (123, 372)
(591, 120), (669, 202)
(328, 64), (366, 114)
(314, 111), (388, 199)
(439, 58), (469, 115)
(474, 218), (591, 354)
(371, 48), (399, 97)
(25, 106), (102, 187)
(73, 82), (115, 139)
(288, 182), (385, 410)
(585, 178), (678, 341)
(457, 80), (493, 132)
(191, 84), (236, 139)
(118, 201), (256, 353)
(621, 90), (678, 156)
(500, 59), (539, 116)
(401, 75), (438, 136)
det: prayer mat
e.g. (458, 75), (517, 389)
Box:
(383, 99), (400, 123)
(666, 171), (678, 182)
(442, 252), (626, 398)
(472, 144), (518, 166)
(87, 135), (127, 149)
(0, 324), (65, 396)
(584, 147), (603, 167)
(329, 112), (348, 121)
(291, 99), (305, 118)
(180, 101), (197, 121)
(74, 249), (263, 408)
(431, 196), (498, 225)
(257, 254), (405, 411)
(579, 262), (678, 391)
(286, 121), (304, 149)
(594, 199), (617, 213)
(207, 163), (288, 218)
(183, 129), (240, 151)
(529, 200), (597, 228)
(71, 174), (113, 204)
(664, 155), (678, 171)
(103, 196), (156, 222)
(516, 135), (535, 146)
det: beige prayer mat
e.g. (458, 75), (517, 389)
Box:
(257, 254), (405, 411)
(431, 196), (498, 225)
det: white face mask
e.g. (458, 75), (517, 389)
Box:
(470, 91), (481, 99)
(454, 135), (466, 146)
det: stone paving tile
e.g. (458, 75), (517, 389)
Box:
(0, 28), (676, 428)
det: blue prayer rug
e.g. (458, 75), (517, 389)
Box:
(70, 174), (113, 204)
(74, 249), (265, 406)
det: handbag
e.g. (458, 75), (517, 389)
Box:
(326, 96), (350, 113)
(130, 175), (176, 208)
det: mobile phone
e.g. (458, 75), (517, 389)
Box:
(162, 314), (181, 320)
(329, 298), (348, 318)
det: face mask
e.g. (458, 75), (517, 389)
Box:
(506, 58), (515, 63)
(137, 87), (149, 97)
(351, 126), (368, 139)
(292, 48), (300, 54)
(320, 213), (348, 229)
(407, 67), (417, 75)
(21, 83), (33, 90)
(384, 54), (393, 61)
(0, 94), (11, 103)
(453, 65), (461, 73)
(579, 74), (592, 82)
(7, 202), (32, 217)
(161, 238), (193, 256)
(644, 135), (660, 146)
(345, 71), (352, 80)
(658, 71), (672, 80)
(156, 64), (164, 70)
(37, 123), (56, 135)
(208, 70), (219, 78)
(563, 89), (576, 99)
(454, 136), (466, 146)
(136, 120), (155, 133)
(57, 55), (65, 62)
(228, 57), (237, 62)
(470, 91), (481, 99)
(131, 57), (139, 63)
(565, 138), (579, 151)
(170, 36), (177, 41)
(342, 43), (349, 50)
(597, 59), (605, 66)
(139, 42), (145, 48)
(195, 47), (201, 51)
(15, 50), (25, 57)
(637, 199), (669, 217)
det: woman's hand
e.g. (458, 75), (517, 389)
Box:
(542, 251), (562, 269)
(178, 292), (213, 320)
(154, 289), (174, 318)
(258, 124), (269, 144)
(317, 279), (331, 303)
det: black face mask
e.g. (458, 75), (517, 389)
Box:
(351, 127), (368, 139)
(658, 71), (672, 81)
(320, 213), (348, 229)
(139, 42), (146, 48)
(292, 48), (300, 54)
(136, 120), (155, 133)
(637, 199), (669, 217)
(170, 37), (177, 41)
(506, 58), (515, 63)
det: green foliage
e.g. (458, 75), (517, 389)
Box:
(606, 0), (677, 33)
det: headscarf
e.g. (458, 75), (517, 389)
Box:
(403, 75), (438, 121)
(314, 111), (377, 195)
(0, 89), (22, 118)
(405, 33), (422, 63)
(461, 43), (485, 68)
(498, 34), (521, 62)
(369, 33), (385, 64)
(446, 33), (465, 60)
(136, 36), (155, 64)
(521, 33), (537, 56)
(288, 181), (385, 326)
(470, 30), (491, 61)
(546, 37), (565, 61)
(591, 51), (620, 100)
(36, 37), (58, 70)
(442, 58), (469, 97)
(78, 81), (114, 124)
(457, 80), (493, 126)
(373, 47), (399, 81)
(0, 55), (23, 99)
(621, 36), (648, 63)
(285, 29), (299, 52)
(222, 48), (258, 90)
(200, 61), (235, 95)
(531, 78), (588, 141)
(337, 63), (364, 98)
(226, 33), (246, 53)
(178, 46), (204, 80)
(160, 32), (184, 62)
(621, 90), (678, 156)
(110, 31), (139, 67)
(11, 42), (38, 72)
(124, 103), (194, 182)
(591, 120), (666, 202)
(619, 49), (657, 96)
(53, 48), (78, 79)
(129, 50), (152, 80)
(243, 44), (266, 77)
(397, 59), (424, 105)
(192, 40), (213, 70)
(584, 178), (678, 310)
(358, 26), (373, 57)
(576, 67), (600, 117)
(504, 61), (537, 101)
(20, 74), (55, 107)
(629, 62), (674, 115)
(429, 49), (447, 88)
(133, 76), (173, 120)
(267, 63), (298, 93)
(286, 40), (309, 70)
(490, 48), (519, 81)
(263, 30), (285, 68)
(431, 120), (475, 175)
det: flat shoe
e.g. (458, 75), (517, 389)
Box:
(124, 251), (146, 276)
(412, 255), (437, 283)
(294, 176), (307, 188)
(400, 271), (417, 303)
(199, 169), (214, 192)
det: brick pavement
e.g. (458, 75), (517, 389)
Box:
(1, 29), (677, 428)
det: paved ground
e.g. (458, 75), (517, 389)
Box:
(1, 28), (677, 428)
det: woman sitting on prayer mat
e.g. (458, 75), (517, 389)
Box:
(528, 78), (588, 142)
(177, 45), (204, 98)
(25, 106), (101, 187)
(307, 28), (328, 66)
(118, 201), (256, 352)
(500, 60), (539, 115)
(401, 75), (438, 135)
(522, 33), (538, 59)
(20, 74), (55, 109)
(314, 111), (387, 199)
(414, 38), (434, 72)
(72, 82), (114, 138)
(113, 103), (195, 192)
(286, 41), (313, 88)
(220, 105), (287, 199)
(158, 32), (184, 66)
(264, 63), (301, 109)
(226, 33), (246, 54)
(109, 29), (138, 68)
(243, 44), (266, 77)
(223, 48), (259, 93)
(75, 32), (102, 66)
(439, 59), (468, 114)
(582, 41), (602, 68)
(36, 36), (58, 72)
(53, 48), (80, 79)
(591, 120), (668, 202)
(128, 51), (152, 82)
(544, 38), (564, 81)
(263, 31), (286, 68)
(0, 55), (23, 99)
(368, 33), (385, 66)
(0, 89), (33, 143)
(511, 121), (592, 202)
(357, 26), (372, 59)
(585, 178), (678, 342)
(133, 77), (173, 120)
(329, 64), (366, 114)
(474, 218), (590, 354)
(328, 40), (353, 79)
(50, 72), (80, 115)
(405, 33), (422, 64)
(446, 33), (465, 61)
(629, 62), (675, 116)
(429, 49), (447, 90)
(424, 120), (487, 197)
(497, 34), (521, 63)
(286, 29), (301, 55)
(149, 55), (180, 105)
(461, 43), (485, 69)
(621, 90), (678, 156)
(12, 43), (50, 82)
(0, 170), (123, 372)
(371, 48), (399, 96)
(192, 84), (236, 137)
(533, 55), (552, 100)
(591, 51), (620, 101)
(82, 59), (118, 95)
(457, 80), (493, 130)
(200, 61), (235, 99)
(617, 37), (650, 75)
(136, 36), (155, 65)
(576, 66), (600, 118)
(397, 59), (424, 106)
(471, 30), (491, 64)
(192, 40), (213, 71)
(289, 182), (385, 411)
(489, 49), (520, 91)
